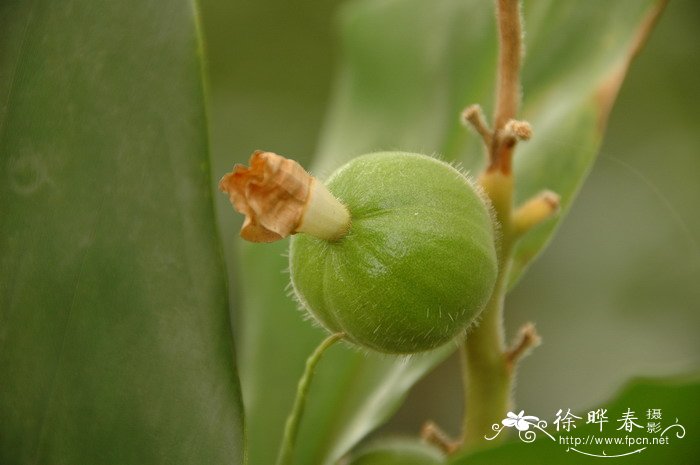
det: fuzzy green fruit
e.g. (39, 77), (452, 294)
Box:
(289, 152), (497, 353)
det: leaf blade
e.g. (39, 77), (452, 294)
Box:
(0, 1), (244, 464)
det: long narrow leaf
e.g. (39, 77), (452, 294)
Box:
(0, 1), (244, 464)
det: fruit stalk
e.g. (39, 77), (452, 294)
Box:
(276, 332), (344, 465)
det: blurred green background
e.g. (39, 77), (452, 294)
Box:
(199, 0), (699, 440)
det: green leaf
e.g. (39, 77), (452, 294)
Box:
(509, 1), (667, 286)
(344, 437), (445, 465)
(449, 376), (700, 464)
(235, 1), (662, 464)
(0, 2), (244, 464)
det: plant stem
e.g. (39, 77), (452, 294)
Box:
(493, 0), (522, 132)
(275, 332), (344, 465)
(488, 0), (524, 175)
(460, 170), (516, 446)
(461, 239), (513, 445)
(459, 0), (525, 448)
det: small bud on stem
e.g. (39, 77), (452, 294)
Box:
(490, 119), (532, 174)
(461, 104), (493, 147)
(505, 322), (541, 370)
(421, 421), (461, 455)
(512, 190), (560, 237)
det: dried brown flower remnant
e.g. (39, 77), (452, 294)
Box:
(219, 151), (350, 243)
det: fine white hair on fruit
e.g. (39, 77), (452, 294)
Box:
(289, 151), (498, 354)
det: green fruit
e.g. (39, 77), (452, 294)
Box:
(289, 152), (497, 353)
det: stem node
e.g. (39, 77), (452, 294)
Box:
(505, 322), (542, 370)
(421, 421), (461, 455)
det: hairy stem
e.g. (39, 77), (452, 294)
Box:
(276, 332), (344, 465)
(493, 0), (522, 132)
(488, 0), (524, 174)
(459, 0), (526, 449)
(461, 199), (514, 446)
